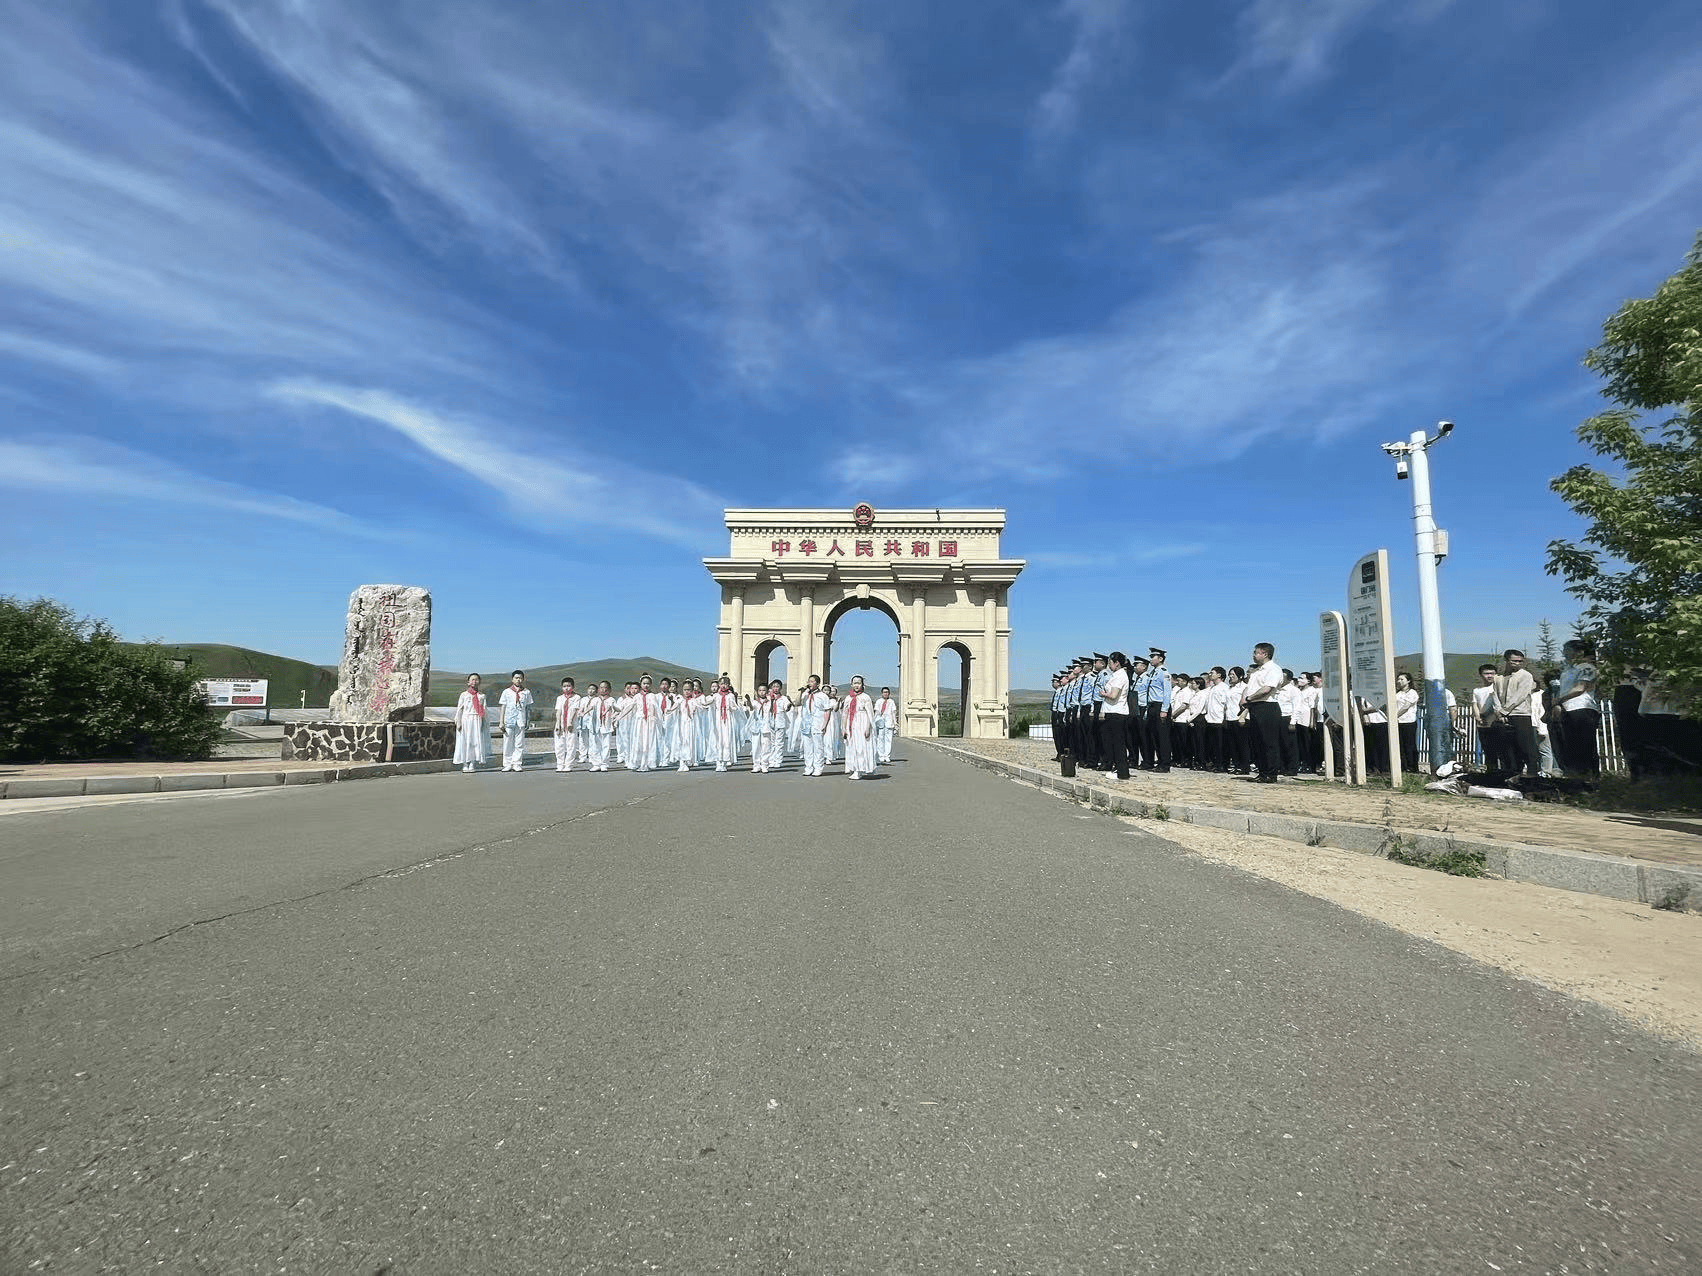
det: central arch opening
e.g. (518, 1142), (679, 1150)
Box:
(822, 596), (900, 701)
(938, 641), (971, 738)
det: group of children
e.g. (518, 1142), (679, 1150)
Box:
(451, 670), (901, 780)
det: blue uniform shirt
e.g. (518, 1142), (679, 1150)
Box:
(1091, 668), (1107, 705)
(1148, 668), (1173, 712)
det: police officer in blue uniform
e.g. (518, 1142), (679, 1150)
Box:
(1142, 647), (1173, 772)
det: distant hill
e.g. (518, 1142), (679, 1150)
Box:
(427, 656), (716, 704)
(133, 643), (339, 709)
(143, 646), (714, 710)
(1393, 652), (1509, 690)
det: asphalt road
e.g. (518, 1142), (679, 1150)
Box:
(2, 746), (1699, 1274)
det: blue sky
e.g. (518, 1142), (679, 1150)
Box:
(4, 0), (1700, 691)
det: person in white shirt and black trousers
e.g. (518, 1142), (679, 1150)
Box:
(1242, 642), (1285, 783)
(1098, 652), (1132, 780)
(1393, 670), (1421, 775)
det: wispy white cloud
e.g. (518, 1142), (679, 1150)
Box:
(0, 331), (120, 379)
(1034, 0), (1131, 140)
(267, 379), (726, 545)
(0, 7), (495, 389)
(192, 0), (937, 393)
(891, 178), (1406, 478)
(1447, 51), (1702, 326)
(1230, 0), (1454, 88)
(0, 438), (382, 533)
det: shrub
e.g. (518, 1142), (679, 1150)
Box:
(0, 597), (223, 762)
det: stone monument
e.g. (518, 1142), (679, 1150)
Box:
(328, 584), (432, 723)
(283, 584), (457, 764)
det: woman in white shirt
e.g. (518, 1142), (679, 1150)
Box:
(1393, 671), (1420, 775)
(1098, 652), (1132, 780)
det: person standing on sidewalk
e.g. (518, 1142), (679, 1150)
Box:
(1243, 643), (1284, 784)
(1493, 649), (1542, 778)
(1098, 652), (1132, 780)
(499, 670), (534, 773)
(1142, 648), (1172, 773)
(1555, 640), (1602, 778)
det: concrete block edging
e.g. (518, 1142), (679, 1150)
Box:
(1, 757), (459, 801)
(919, 740), (1702, 910)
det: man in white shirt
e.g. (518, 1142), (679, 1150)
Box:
(799, 676), (832, 777)
(1202, 667), (1230, 773)
(499, 669), (534, 773)
(553, 677), (582, 772)
(873, 687), (899, 763)
(1242, 644), (1284, 783)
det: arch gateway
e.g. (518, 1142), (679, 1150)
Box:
(704, 507), (1025, 739)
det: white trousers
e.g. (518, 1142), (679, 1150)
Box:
(875, 724), (894, 763)
(503, 730), (525, 770)
(554, 733), (575, 771)
(801, 731), (823, 775)
(590, 733), (611, 769)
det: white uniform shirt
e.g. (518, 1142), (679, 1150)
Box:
(1203, 682), (1229, 725)
(1245, 662), (1282, 706)
(1101, 668), (1131, 716)
(1395, 688), (1419, 723)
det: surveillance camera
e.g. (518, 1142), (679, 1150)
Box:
(1437, 420), (1454, 438)
(1395, 458), (1410, 480)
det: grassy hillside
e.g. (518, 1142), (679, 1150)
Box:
(428, 656), (716, 705)
(133, 643), (339, 709)
(1393, 652), (1512, 690)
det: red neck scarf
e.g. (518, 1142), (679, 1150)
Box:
(847, 692), (858, 727)
(469, 690), (484, 719)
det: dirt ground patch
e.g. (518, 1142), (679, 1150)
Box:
(1110, 807), (1702, 1050)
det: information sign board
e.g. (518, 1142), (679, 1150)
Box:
(199, 679), (268, 707)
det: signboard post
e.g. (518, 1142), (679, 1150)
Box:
(1348, 550), (1401, 790)
(1319, 610), (1351, 783)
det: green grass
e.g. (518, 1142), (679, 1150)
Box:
(135, 643), (338, 710)
(1561, 772), (1702, 816)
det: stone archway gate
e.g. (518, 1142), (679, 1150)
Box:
(704, 507), (1024, 739)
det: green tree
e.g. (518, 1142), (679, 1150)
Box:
(1547, 231), (1702, 714)
(0, 597), (224, 762)
(1535, 618), (1557, 663)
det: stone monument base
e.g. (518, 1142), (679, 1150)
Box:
(283, 721), (457, 764)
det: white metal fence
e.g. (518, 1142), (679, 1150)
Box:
(1422, 705), (1625, 774)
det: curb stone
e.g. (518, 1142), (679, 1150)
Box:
(921, 740), (1702, 910)
(1, 757), (459, 801)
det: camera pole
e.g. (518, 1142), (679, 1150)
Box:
(1380, 422), (1454, 771)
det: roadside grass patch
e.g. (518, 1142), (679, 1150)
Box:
(1381, 832), (1487, 877)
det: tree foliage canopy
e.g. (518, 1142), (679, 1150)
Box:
(1547, 231), (1702, 713)
(0, 597), (224, 762)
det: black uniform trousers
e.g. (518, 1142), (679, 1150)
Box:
(1248, 700), (1283, 781)
(1099, 713), (1130, 779)
(1142, 703), (1171, 770)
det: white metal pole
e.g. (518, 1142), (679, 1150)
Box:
(1407, 428), (1451, 771)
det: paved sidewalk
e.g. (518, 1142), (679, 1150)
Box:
(950, 737), (1702, 868)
